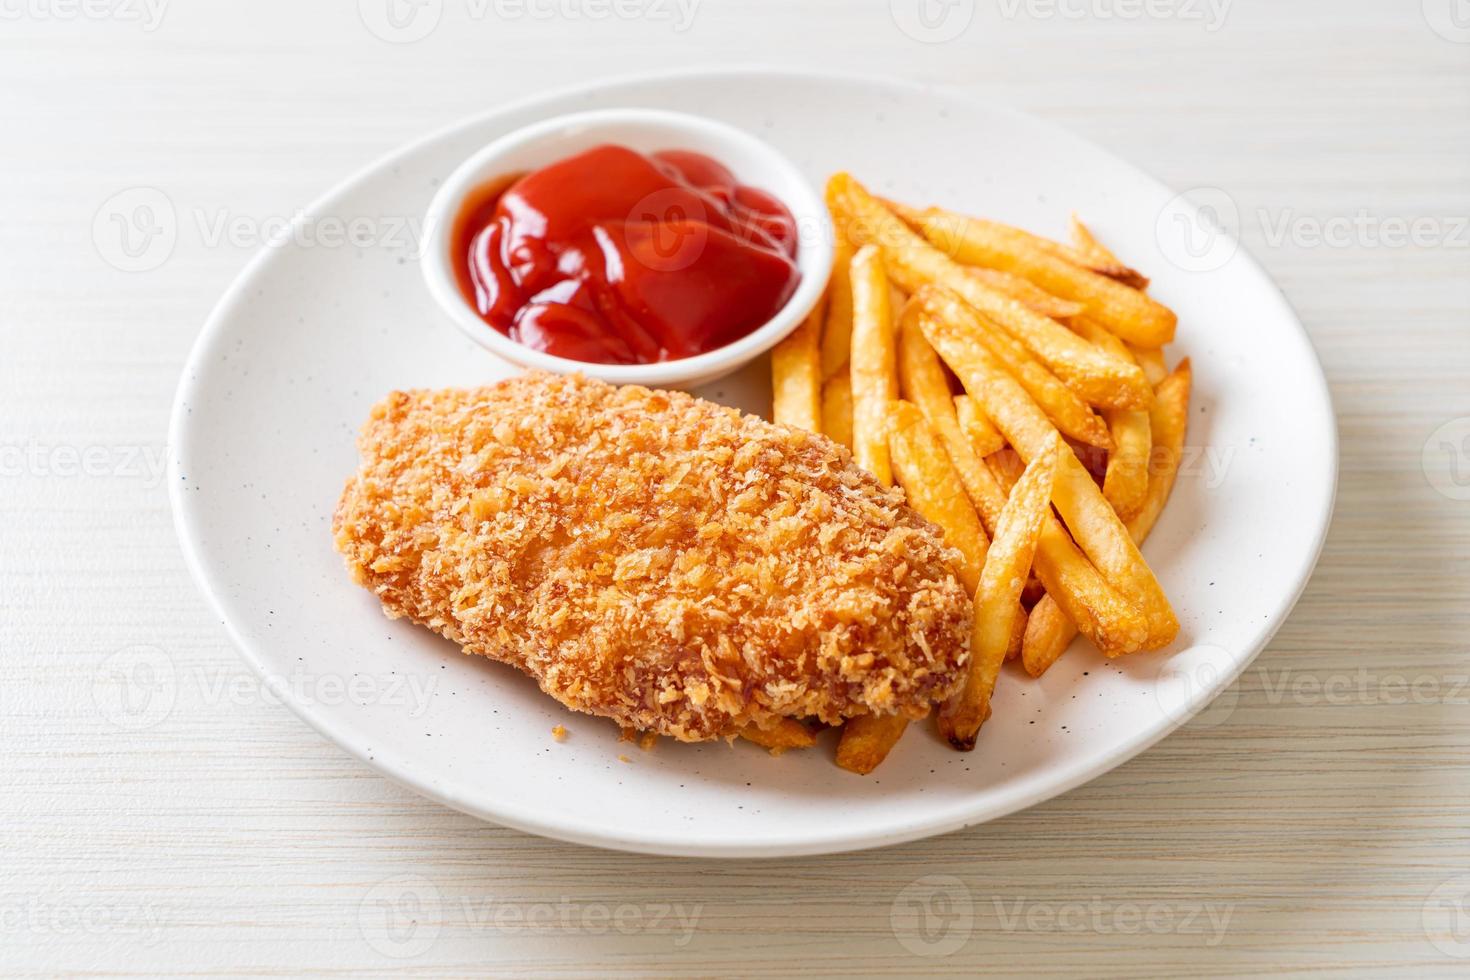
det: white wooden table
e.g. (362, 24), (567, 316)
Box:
(4, 1), (1468, 975)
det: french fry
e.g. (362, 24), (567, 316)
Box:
(883, 395), (1029, 655)
(981, 449), (1034, 663)
(898, 316), (1079, 666)
(1023, 360), (1192, 675)
(1031, 522), (1149, 654)
(761, 179), (1196, 771)
(1027, 364), (1192, 673)
(989, 449), (1046, 661)
(918, 208), (1176, 348)
(849, 244), (898, 486)
(876, 195), (927, 229)
(929, 407), (1008, 534)
(981, 449), (1128, 664)
(888, 400), (988, 593)
(1020, 598), (1074, 678)
(740, 719), (816, 755)
(896, 203), (1097, 272)
(821, 373), (854, 450)
(981, 373), (1177, 649)
(1070, 314), (1136, 364)
(1130, 343), (1169, 386)
(1070, 316), (1151, 520)
(1103, 410), (1150, 521)
(940, 434), (1060, 749)
(836, 713), (913, 775)
(1031, 522), (1150, 654)
(954, 394), (1005, 458)
(838, 249), (902, 771)
(919, 207), (1149, 292)
(966, 267), (1086, 319)
(897, 307), (1006, 465)
(985, 447), (1022, 489)
(1007, 603), (1028, 662)
(911, 287), (1112, 449)
(770, 305), (823, 431)
(1127, 360), (1193, 541)
(820, 235), (856, 379)
(918, 303), (1178, 651)
(1069, 214), (1150, 290)
(890, 283), (908, 312)
(941, 339), (1149, 656)
(826, 174), (1151, 411)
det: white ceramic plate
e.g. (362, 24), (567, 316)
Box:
(170, 69), (1336, 858)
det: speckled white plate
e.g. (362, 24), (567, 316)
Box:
(169, 69), (1336, 857)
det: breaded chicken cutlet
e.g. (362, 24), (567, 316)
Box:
(333, 372), (970, 742)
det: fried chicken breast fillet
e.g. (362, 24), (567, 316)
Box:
(333, 372), (970, 741)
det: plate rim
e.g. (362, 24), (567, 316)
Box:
(168, 66), (1340, 858)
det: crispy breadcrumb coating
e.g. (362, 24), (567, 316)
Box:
(333, 372), (970, 741)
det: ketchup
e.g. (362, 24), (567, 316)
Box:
(452, 145), (801, 365)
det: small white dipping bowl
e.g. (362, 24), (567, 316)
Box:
(421, 108), (833, 389)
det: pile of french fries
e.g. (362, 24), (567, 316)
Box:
(770, 173), (1193, 774)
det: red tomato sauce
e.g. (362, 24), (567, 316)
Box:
(451, 145), (800, 365)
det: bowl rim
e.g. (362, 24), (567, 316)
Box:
(420, 106), (834, 388)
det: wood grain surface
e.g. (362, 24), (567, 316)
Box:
(2, 0), (1468, 975)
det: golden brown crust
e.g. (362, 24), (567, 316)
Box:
(333, 372), (970, 741)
